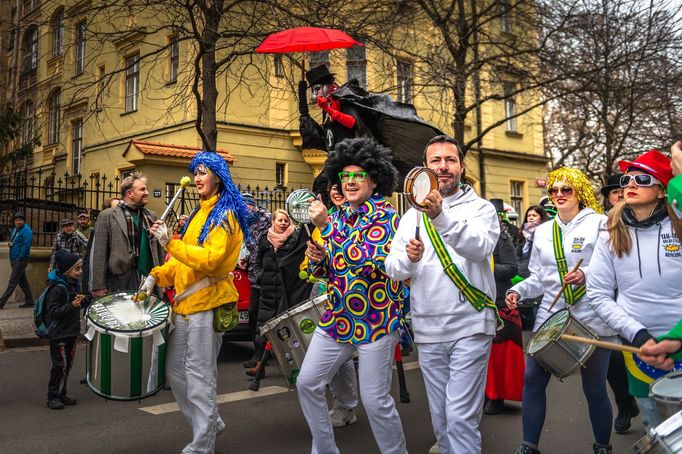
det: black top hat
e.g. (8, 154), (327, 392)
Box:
(600, 173), (623, 197)
(489, 198), (505, 213)
(306, 64), (335, 87)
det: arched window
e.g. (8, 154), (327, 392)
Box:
(52, 9), (63, 58)
(21, 100), (35, 145)
(48, 89), (61, 145)
(22, 26), (38, 71)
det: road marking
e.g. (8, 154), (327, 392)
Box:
(394, 361), (420, 371)
(139, 385), (291, 415)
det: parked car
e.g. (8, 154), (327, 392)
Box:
(223, 268), (253, 341)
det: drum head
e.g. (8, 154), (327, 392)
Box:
(651, 371), (682, 399)
(87, 291), (170, 333)
(527, 309), (570, 354)
(404, 167), (438, 210)
(285, 189), (316, 224)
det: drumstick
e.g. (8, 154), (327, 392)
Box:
(415, 212), (421, 240)
(560, 334), (642, 354)
(547, 259), (584, 312)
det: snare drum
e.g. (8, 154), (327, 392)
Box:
(650, 371), (682, 419)
(629, 410), (682, 453)
(84, 291), (171, 400)
(259, 295), (328, 389)
(404, 167), (438, 210)
(526, 309), (597, 379)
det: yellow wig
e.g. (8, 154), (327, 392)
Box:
(547, 167), (603, 214)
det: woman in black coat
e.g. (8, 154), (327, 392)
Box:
(247, 209), (311, 386)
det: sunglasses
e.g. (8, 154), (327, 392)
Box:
(619, 174), (662, 188)
(548, 186), (574, 197)
(339, 171), (368, 184)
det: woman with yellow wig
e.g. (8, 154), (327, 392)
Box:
(505, 167), (616, 454)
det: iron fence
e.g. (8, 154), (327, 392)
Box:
(0, 168), (303, 247)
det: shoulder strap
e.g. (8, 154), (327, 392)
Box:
(552, 220), (586, 305)
(422, 213), (501, 324)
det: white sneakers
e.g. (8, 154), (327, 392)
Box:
(328, 402), (358, 428)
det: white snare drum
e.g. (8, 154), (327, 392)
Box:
(526, 309), (597, 379)
(650, 371), (682, 419)
(259, 295), (328, 389)
(404, 167), (438, 211)
(84, 291), (171, 400)
(629, 410), (682, 453)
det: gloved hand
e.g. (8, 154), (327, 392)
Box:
(298, 80), (309, 116)
(316, 96), (356, 129)
(316, 96), (331, 112)
(151, 221), (170, 247)
(134, 275), (156, 302)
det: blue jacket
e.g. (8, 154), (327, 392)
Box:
(10, 224), (32, 261)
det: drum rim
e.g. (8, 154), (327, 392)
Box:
(260, 295), (327, 334)
(526, 308), (572, 355)
(404, 167), (438, 210)
(86, 291), (170, 334)
(650, 370), (682, 401)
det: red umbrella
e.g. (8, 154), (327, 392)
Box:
(256, 27), (363, 54)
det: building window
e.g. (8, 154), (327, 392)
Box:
(22, 26), (38, 72)
(52, 9), (64, 58)
(125, 54), (140, 113)
(397, 59), (413, 103)
(498, 0), (512, 34)
(21, 101), (35, 145)
(504, 84), (517, 131)
(169, 36), (179, 83)
(96, 65), (105, 109)
(21, 0), (35, 15)
(309, 51), (329, 70)
(346, 39), (366, 89)
(72, 119), (83, 175)
(75, 22), (86, 76)
(48, 89), (61, 145)
(274, 54), (284, 77)
(510, 180), (524, 224)
(275, 163), (286, 188)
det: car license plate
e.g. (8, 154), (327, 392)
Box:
(239, 311), (249, 323)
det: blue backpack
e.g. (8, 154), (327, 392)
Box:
(33, 282), (67, 338)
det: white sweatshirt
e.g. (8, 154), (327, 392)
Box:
(509, 208), (615, 336)
(385, 187), (499, 343)
(587, 216), (682, 341)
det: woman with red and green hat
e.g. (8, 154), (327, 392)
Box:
(588, 149), (682, 429)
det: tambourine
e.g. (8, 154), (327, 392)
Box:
(285, 189), (316, 224)
(404, 167), (438, 211)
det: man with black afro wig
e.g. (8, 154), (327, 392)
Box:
(297, 136), (408, 453)
(324, 137), (399, 198)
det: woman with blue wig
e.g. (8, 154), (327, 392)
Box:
(143, 151), (252, 454)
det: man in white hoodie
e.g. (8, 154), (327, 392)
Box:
(386, 135), (499, 454)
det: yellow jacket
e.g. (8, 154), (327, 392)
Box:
(150, 194), (243, 315)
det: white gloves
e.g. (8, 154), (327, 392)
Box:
(135, 275), (156, 302)
(151, 222), (169, 247)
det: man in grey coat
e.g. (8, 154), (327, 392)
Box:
(89, 172), (165, 297)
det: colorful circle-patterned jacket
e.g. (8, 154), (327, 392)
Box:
(309, 194), (406, 344)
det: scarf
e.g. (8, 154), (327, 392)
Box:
(521, 221), (539, 241)
(621, 201), (668, 228)
(267, 224), (295, 252)
(117, 201), (156, 260)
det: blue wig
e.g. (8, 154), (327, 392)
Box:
(188, 151), (254, 245)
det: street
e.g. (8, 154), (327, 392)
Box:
(0, 339), (646, 454)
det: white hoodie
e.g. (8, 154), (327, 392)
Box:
(509, 208), (615, 336)
(587, 216), (682, 341)
(385, 186), (499, 343)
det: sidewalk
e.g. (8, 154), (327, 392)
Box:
(0, 302), (46, 349)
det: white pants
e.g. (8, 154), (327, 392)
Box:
(329, 358), (358, 410)
(418, 334), (493, 454)
(167, 310), (225, 454)
(297, 328), (406, 454)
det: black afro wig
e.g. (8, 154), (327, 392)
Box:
(325, 138), (399, 197)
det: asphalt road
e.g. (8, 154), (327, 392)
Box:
(0, 339), (646, 454)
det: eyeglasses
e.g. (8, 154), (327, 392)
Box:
(619, 174), (661, 188)
(548, 186), (574, 197)
(339, 171), (368, 184)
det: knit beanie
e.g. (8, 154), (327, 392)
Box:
(55, 250), (82, 275)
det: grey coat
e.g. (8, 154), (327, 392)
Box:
(89, 205), (165, 292)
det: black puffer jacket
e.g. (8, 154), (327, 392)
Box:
(45, 277), (81, 340)
(256, 228), (312, 323)
(493, 230), (518, 307)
